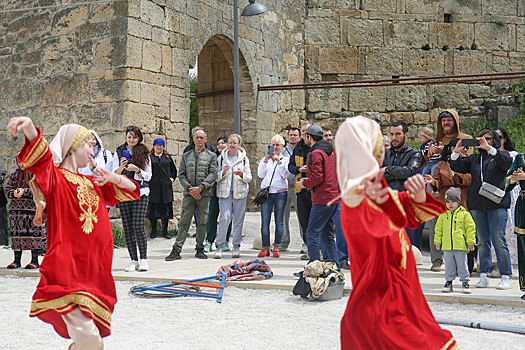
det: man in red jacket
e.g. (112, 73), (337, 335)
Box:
(297, 125), (340, 264)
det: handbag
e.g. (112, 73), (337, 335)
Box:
(478, 154), (505, 204)
(253, 164), (278, 206)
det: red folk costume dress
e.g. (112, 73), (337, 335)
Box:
(18, 127), (140, 339)
(335, 116), (459, 350)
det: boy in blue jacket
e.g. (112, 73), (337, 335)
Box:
(435, 187), (476, 293)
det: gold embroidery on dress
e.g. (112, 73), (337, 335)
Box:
(24, 136), (49, 168)
(399, 229), (410, 269)
(60, 169), (99, 234)
(112, 184), (135, 203)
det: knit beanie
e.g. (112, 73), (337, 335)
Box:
(444, 187), (461, 204)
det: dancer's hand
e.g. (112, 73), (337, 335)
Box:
(364, 168), (389, 205)
(7, 116), (38, 142)
(93, 167), (112, 186)
(404, 174), (426, 203)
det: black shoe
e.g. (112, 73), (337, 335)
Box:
(293, 271), (302, 278)
(521, 293), (525, 300)
(165, 248), (181, 261)
(164, 232), (172, 239)
(150, 232), (157, 239)
(195, 248), (208, 259)
(340, 261), (350, 270)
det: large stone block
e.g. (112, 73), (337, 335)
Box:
(348, 86), (387, 112)
(318, 46), (358, 74)
(140, 82), (170, 106)
(342, 18), (383, 47)
(0, 79), (33, 109)
(141, 0), (165, 28)
(432, 22), (473, 50)
(414, 111), (430, 124)
(482, 0), (518, 16)
(43, 74), (89, 105)
(384, 21), (430, 49)
(389, 112), (414, 124)
(77, 103), (113, 130)
(127, 17), (152, 40)
(126, 35), (143, 68)
(305, 17), (340, 45)
(90, 80), (125, 103)
(25, 12), (52, 36)
(433, 84), (469, 109)
(51, 5), (89, 36)
(394, 85), (430, 112)
(142, 40), (162, 72)
(307, 88), (342, 113)
(405, 0), (439, 14)
(469, 84), (490, 98)
(41, 106), (74, 135)
(475, 23), (515, 51)
(365, 48), (403, 75)
(309, 0), (356, 8)
(518, 26), (525, 52)
(122, 102), (156, 133)
(170, 96), (190, 124)
(95, 36), (126, 69)
(453, 50), (490, 75)
(361, 0), (396, 12)
(90, 1), (122, 22)
(403, 49), (444, 76)
(80, 21), (110, 42)
(444, 0), (482, 15)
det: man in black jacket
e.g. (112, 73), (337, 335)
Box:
(288, 122), (312, 259)
(383, 121), (423, 249)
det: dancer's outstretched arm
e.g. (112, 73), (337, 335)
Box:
(93, 167), (137, 192)
(7, 116), (38, 142)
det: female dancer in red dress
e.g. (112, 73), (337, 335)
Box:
(336, 116), (459, 350)
(7, 116), (140, 350)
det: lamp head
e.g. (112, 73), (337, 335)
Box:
(241, 0), (268, 16)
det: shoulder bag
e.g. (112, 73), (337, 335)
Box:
(253, 163), (278, 206)
(478, 154), (505, 204)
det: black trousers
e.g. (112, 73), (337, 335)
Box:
(295, 189), (312, 245)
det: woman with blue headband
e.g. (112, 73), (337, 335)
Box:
(149, 138), (177, 239)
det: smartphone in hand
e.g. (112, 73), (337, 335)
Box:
(123, 150), (131, 159)
(268, 145), (275, 155)
(462, 139), (479, 148)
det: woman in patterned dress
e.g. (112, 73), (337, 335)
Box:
(4, 161), (46, 269)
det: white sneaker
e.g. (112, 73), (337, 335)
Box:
(214, 246), (223, 259)
(232, 245), (240, 258)
(475, 273), (489, 288)
(125, 260), (139, 272)
(496, 275), (512, 290)
(300, 243), (308, 254)
(138, 259), (148, 271)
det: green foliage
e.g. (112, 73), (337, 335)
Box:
(112, 227), (127, 248)
(511, 79), (525, 105)
(189, 77), (199, 139)
(408, 139), (422, 150)
(502, 110), (525, 153)
(494, 19), (506, 26)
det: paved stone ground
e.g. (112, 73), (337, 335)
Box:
(1, 212), (524, 349)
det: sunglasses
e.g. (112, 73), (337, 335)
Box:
(127, 126), (139, 131)
(484, 137), (493, 141)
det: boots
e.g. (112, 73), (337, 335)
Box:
(150, 219), (158, 239)
(165, 247), (181, 261)
(195, 248), (208, 259)
(162, 218), (171, 239)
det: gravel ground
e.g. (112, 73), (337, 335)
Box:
(1, 275), (524, 350)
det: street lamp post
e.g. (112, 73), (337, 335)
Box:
(234, 0), (267, 135)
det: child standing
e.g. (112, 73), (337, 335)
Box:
(435, 187), (476, 293)
(418, 127), (440, 176)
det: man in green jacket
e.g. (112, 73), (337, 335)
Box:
(434, 187), (476, 294)
(166, 128), (217, 260)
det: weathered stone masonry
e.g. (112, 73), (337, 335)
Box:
(1, 0), (524, 211)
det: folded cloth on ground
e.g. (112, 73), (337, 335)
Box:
(216, 259), (273, 281)
(303, 260), (345, 300)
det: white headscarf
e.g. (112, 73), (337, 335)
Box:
(335, 116), (383, 207)
(49, 124), (91, 167)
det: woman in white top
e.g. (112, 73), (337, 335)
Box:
(112, 126), (152, 272)
(214, 134), (252, 259)
(257, 134), (291, 258)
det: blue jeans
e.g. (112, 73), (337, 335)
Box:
(333, 201), (348, 264)
(306, 204), (338, 263)
(470, 209), (512, 276)
(406, 223), (424, 251)
(260, 191), (288, 249)
(422, 160), (438, 177)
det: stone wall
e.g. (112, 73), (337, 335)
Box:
(271, 0), (525, 138)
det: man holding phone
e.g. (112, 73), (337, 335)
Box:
(288, 122), (312, 259)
